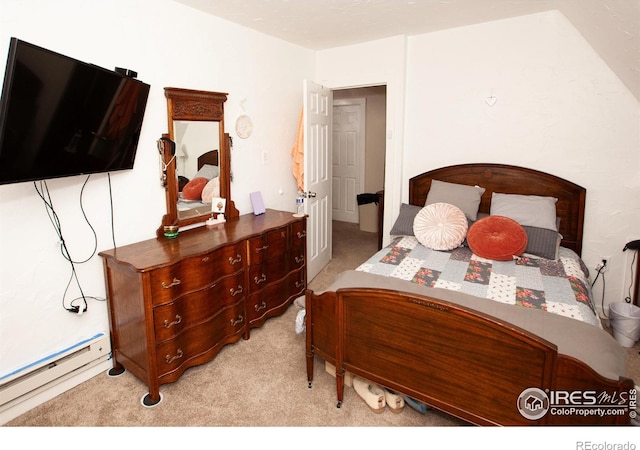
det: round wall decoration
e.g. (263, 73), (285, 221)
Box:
(235, 115), (253, 139)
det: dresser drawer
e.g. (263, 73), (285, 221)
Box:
(247, 277), (287, 324)
(290, 247), (305, 271)
(290, 220), (306, 250)
(287, 266), (306, 297)
(150, 243), (245, 305)
(247, 269), (306, 324)
(155, 299), (245, 379)
(247, 226), (288, 265)
(247, 258), (289, 293)
(153, 272), (245, 342)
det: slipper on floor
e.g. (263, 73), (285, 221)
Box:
(353, 377), (385, 414)
(403, 395), (431, 414)
(384, 389), (405, 413)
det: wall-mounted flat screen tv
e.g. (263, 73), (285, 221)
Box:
(0, 38), (151, 185)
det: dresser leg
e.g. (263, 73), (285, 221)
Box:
(141, 391), (163, 407)
(107, 362), (125, 377)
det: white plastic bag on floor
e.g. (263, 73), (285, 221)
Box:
(295, 309), (306, 334)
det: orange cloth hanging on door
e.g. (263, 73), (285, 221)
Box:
(291, 109), (304, 191)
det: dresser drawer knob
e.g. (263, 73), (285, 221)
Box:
(230, 315), (244, 327)
(228, 254), (242, 265)
(295, 280), (304, 289)
(295, 255), (305, 264)
(297, 231), (306, 239)
(255, 245), (269, 252)
(254, 301), (267, 312)
(230, 285), (244, 296)
(161, 278), (181, 289)
(165, 348), (183, 364)
(163, 314), (182, 328)
(254, 273), (267, 285)
(202, 256), (210, 263)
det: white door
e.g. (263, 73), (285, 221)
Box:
(303, 80), (332, 281)
(332, 98), (365, 223)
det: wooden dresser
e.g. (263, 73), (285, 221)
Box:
(99, 209), (306, 406)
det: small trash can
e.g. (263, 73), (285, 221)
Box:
(609, 302), (640, 348)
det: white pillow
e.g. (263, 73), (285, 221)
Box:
(193, 164), (220, 180)
(201, 177), (220, 204)
(490, 193), (558, 231)
(413, 203), (468, 251)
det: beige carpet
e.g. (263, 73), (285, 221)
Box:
(4, 221), (639, 431)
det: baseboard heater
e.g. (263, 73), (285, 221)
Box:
(0, 333), (111, 409)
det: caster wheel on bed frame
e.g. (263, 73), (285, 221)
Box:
(336, 401), (342, 409)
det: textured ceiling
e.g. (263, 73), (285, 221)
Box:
(175, 0), (640, 100)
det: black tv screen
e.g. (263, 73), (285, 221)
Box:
(0, 38), (150, 185)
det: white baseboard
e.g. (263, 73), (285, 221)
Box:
(0, 358), (112, 425)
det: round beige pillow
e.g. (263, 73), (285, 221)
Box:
(413, 203), (468, 251)
(201, 177), (220, 204)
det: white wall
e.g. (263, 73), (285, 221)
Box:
(403, 11), (639, 314)
(316, 35), (407, 246)
(317, 11), (640, 315)
(0, 0), (314, 380)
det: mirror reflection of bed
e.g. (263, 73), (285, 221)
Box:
(173, 118), (221, 220)
(177, 149), (220, 219)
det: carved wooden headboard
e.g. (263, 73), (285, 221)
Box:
(408, 164), (586, 255)
(197, 150), (219, 170)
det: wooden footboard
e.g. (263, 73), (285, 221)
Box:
(305, 288), (635, 426)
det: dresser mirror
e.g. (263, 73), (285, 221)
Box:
(158, 87), (239, 236)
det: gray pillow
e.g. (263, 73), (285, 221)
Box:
(522, 226), (561, 260)
(490, 193), (558, 231)
(390, 203), (421, 236)
(425, 180), (486, 221)
(193, 163), (220, 180)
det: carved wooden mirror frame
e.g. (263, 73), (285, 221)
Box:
(157, 87), (239, 237)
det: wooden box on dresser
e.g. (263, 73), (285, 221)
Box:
(99, 209), (306, 406)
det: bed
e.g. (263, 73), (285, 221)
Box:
(305, 163), (635, 426)
(177, 149), (220, 215)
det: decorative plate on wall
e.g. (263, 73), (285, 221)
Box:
(235, 115), (253, 139)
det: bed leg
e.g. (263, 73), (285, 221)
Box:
(336, 368), (344, 408)
(305, 351), (314, 388)
(305, 290), (314, 389)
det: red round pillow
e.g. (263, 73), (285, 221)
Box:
(181, 177), (209, 201)
(467, 216), (528, 261)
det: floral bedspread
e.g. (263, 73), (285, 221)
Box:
(356, 236), (599, 326)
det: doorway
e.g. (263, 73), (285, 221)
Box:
(332, 86), (386, 237)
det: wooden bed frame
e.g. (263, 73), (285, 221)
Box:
(197, 149), (219, 169)
(305, 163), (634, 425)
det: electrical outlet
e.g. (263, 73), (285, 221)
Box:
(595, 257), (610, 272)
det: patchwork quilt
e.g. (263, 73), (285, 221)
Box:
(356, 236), (599, 327)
